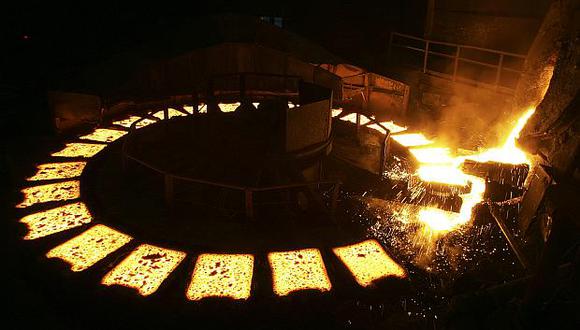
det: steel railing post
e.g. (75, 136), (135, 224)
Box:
(453, 46), (460, 82)
(495, 54), (504, 90)
(423, 40), (430, 73)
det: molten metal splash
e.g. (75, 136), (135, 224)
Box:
(46, 224), (132, 271)
(333, 239), (406, 287)
(268, 248), (332, 296)
(101, 244), (186, 296)
(186, 254), (254, 301)
(465, 108), (536, 165)
(408, 108), (535, 233)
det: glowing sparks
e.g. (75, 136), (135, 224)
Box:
(19, 202), (91, 240)
(101, 244), (186, 296)
(27, 162), (86, 181)
(79, 128), (127, 143)
(333, 240), (406, 287)
(16, 180), (80, 208)
(46, 225), (132, 271)
(466, 108), (536, 165)
(51, 143), (106, 158)
(268, 248), (331, 296)
(399, 109), (535, 233)
(417, 207), (462, 232)
(391, 133), (433, 147)
(186, 254), (254, 301)
(113, 116), (157, 129)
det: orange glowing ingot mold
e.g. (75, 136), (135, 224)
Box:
(101, 244), (186, 296)
(113, 116), (157, 129)
(268, 248), (332, 296)
(16, 180), (80, 208)
(186, 254), (254, 301)
(79, 128), (127, 143)
(151, 108), (187, 120)
(51, 143), (106, 158)
(46, 224), (132, 271)
(333, 240), (406, 287)
(19, 202), (92, 240)
(27, 161), (86, 181)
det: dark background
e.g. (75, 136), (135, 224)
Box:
(0, 2), (426, 137)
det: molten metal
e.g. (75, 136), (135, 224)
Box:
(186, 254), (254, 301)
(219, 102), (241, 113)
(19, 202), (92, 240)
(113, 116), (157, 129)
(333, 239), (406, 287)
(79, 128), (127, 143)
(268, 248), (332, 296)
(391, 133), (433, 147)
(409, 148), (454, 164)
(368, 121), (408, 134)
(152, 108), (187, 120)
(27, 162), (86, 181)
(336, 113), (408, 134)
(101, 244), (186, 296)
(51, 143), (106, 158)
(404, 108), (535, 233)
(466, 108), (536, 165)
(46, 224), (132, 271)
(16, 180), (80, 208)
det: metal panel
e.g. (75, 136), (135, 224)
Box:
(286, 99), (331, 152)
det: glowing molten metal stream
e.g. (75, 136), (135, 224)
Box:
(411, 108), (535, 233)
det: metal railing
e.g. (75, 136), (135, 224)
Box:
(120, 107), (341, 219)
(388, 32), (527, 93)
(334, 110), (392, 175)
(210, 72), (301, 101)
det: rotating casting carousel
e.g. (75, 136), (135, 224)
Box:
(10, 94), (537, 328)
(11, 96), (414, 329)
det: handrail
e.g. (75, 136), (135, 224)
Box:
(388, 31), (527, 92)
(390, 32), (527, 58)
(335, 110), (391, 175)
(120, 104), (341, 219)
